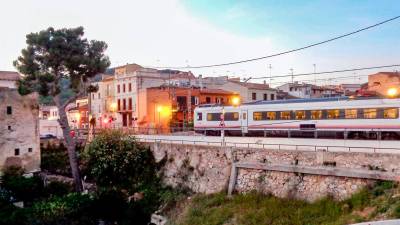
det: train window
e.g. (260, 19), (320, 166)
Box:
(280, 111), (291, 120)
(327, 109), (340, 119)
(207, 113), (221, 121)
(384, 108), (398, 119)
(197, 112), (203, 121)
(224, 112), (239, 121)
(243, 113), (247, 120)
(310, 110), (322, 119)
(253, 112), (263, 121)
(364, 108), (377, 119)
(345, 109), (357, 119)
(267, 112), (276, 120)
(295, 111), (306, 120)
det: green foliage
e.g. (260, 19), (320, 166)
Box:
(84, 130), (158, 190)
(44, 181), (73, 198)
(14, 26), (110, 98)
(41, 143), (70, 176)
(1, 167), (44, 203)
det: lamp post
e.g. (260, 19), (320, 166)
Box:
(220, 107), (225, 146)
(157, 105), (162, 133)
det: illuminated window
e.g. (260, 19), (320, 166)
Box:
(280, 111), (291, 120)
(253, 112), (262, 121)
(384, 108), (398, 119)
(207, 113), (221, 121)
(267, 112), (276, 120)
(327, 109), (340, 119)
(295, 110), (306, 120)
(364, 108), (377, 119)
(225, 112), (239, 121)
(345, 109), (357, 119)
(311, 110), (322, 119)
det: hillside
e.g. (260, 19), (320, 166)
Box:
(167, 181), (400, 225)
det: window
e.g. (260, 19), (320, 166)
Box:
(92, 93), (95, 99)
(327, 109), (340, 119)
(253, 112), (262, 121)
(6, 106), (12, 115)
(117, 85), (120, 93)
(295, 110), (306, 120)
(28, 148), (33, 153)
(384, 108), (398, 119)
(216, 97), (221, 104)
(123, 84), (126, 93)
(224, 112), (239, 121)
(195, 97), (199, 105)
(117, 99), (121, 111)
(128, 83), (132, 92)
(290, 87), (293, 91)
(197, 112), (202, 121)
(345, 109), (357, 119)
(8, 125), (11, 130)
(123, 99), (126, 110)
(14, 148), (19, 156)
(267, 112), (276, 120)
(270, 94), (275, 100)
(206, 97), (211, 104)
(364, 108), (377, 119)
(243, 112), (247, 120)
(207, 113), (221, 121)
(263, 93), (267, 100)
(128, 98), (132, 110)
(311, 110), (322, 119)
(280, 111), (291, 120)
(252, 93), (257, 100)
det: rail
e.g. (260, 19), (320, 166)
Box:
(135, 137), (400, 154)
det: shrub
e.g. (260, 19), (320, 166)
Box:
(84, 130), (158, 191)
(44, 181), (73, 197)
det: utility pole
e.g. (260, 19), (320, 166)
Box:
(268, 64), (272, 86)
(290, 68), (294, 84)
(313, 64), (316, 85)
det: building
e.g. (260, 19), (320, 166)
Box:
(39, 105), (63, 138)
(200, 76), (277, 103)
(90, 75), (116, 128)
(368, 72), (400, 96)
(0, 71), (20, 88)
(67, 97), (89, 129)
(137, 86), (239, 130)
(277, 82), (343, 99)
(0, 87), (40, 174)
(337, 84), (361, 96)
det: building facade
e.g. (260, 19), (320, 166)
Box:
(368, 72), (400, 96)
(0, 88), (40, 174)
(0, 71), (20, 88)
(200, 76), (277, 103)
(39, 105), (63, 138)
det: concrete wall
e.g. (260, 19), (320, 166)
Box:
(146, 142), (400, 201)
(0, 88), (41, 174)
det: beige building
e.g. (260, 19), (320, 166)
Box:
(90, 75), (117, 128)
(0, 71), (20, 88)
(39, 105), (63, 138)
(0, 88), (40, 174)
(368, 72), (400, 96)
(200, 76), (277, 102)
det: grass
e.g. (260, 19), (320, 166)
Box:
(168, 181), (400, 225)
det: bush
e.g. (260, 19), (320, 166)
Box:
(1, 166), (44, 203)
(44, 181), (73, 197)
(84, 130), (158, 191)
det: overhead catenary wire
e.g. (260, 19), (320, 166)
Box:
(250, 64), (400, 80)
(150, 15), (400, 69)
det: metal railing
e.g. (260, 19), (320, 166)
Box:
(135, 137), (400, 154)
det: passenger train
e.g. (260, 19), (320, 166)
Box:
(194, 97), (400, 140)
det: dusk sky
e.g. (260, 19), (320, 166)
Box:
(1, 0), (399, 86)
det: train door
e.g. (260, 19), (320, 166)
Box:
(241, 109), (248, 134)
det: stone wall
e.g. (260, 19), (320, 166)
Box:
(146, 142), (400, 201)
(0, 88), (40, 174)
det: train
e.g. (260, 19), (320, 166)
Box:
(193, 97), (400, 140)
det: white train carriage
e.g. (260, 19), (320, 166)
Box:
(194, 97), (400, 140)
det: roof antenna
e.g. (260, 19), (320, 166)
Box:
(243, 77), (252, 83)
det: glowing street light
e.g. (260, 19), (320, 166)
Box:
(109, 102), (117, 112)
(231, 96), (240, 106)
(387, 88), (398, 98)
(157, 105), (163, 113)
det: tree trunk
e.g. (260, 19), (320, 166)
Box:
(55, 100), (83, 192)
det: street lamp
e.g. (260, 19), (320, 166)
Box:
(231, 96), (240, 106)
(387, 88), (398, 98)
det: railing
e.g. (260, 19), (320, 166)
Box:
(135, 137), (400, 154)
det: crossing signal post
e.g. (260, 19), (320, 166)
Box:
(220, 107), (225, 146)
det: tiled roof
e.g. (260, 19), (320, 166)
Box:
(0, 71), (21, 81)
(230, 80), (271, 90)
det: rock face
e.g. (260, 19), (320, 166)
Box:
(146, 142), (400, 201)
(0, 88), (40, 174)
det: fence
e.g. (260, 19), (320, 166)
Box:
(135, 137), (400, 154)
